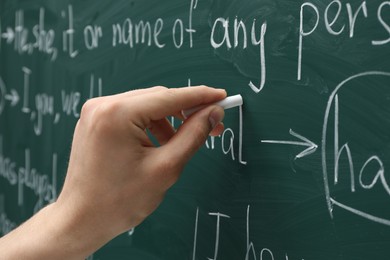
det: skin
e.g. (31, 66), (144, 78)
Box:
(0, 86), (227, 260)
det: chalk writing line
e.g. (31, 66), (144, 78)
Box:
(330, 198), (390, 226)
(322, 71), (390, 225)
(261, 129), (318, 159)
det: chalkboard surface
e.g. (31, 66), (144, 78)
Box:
(1, 0), (390, 259)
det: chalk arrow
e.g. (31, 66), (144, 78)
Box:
(2, 27), (15, 44)
(261, 129), (318, 159)
(5, 89), (19, 106)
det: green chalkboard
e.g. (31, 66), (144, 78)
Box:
(1, 0), (390, 259)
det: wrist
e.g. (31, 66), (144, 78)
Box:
(45, 201), (114, 259)
(0, 202), (111, 260)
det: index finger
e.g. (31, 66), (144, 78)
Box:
(132, 86), (227, 122)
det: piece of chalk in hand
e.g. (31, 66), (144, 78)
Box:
(182, 94), (243, 119)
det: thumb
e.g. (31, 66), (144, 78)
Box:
(162, 105), (225, 168)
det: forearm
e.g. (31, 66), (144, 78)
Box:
(0, 86), (226, 258)
(0, 203), (108, 260)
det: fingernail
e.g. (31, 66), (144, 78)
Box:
(217, 88), (227, 95)
(209, 106), (225, 129)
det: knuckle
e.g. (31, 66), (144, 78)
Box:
(80, 98), (120, 134)
(80, 99), (98, 119)
(151, 86), (168, 92)
(96, 100), (121, 118)
(165, 88), (178, 99)
(92, 100), (122, 135)
(197, 85), (210, 94)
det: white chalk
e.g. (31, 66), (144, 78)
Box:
(182, 94), (243, 119)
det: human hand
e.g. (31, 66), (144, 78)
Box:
(54, 86), (226, 256)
